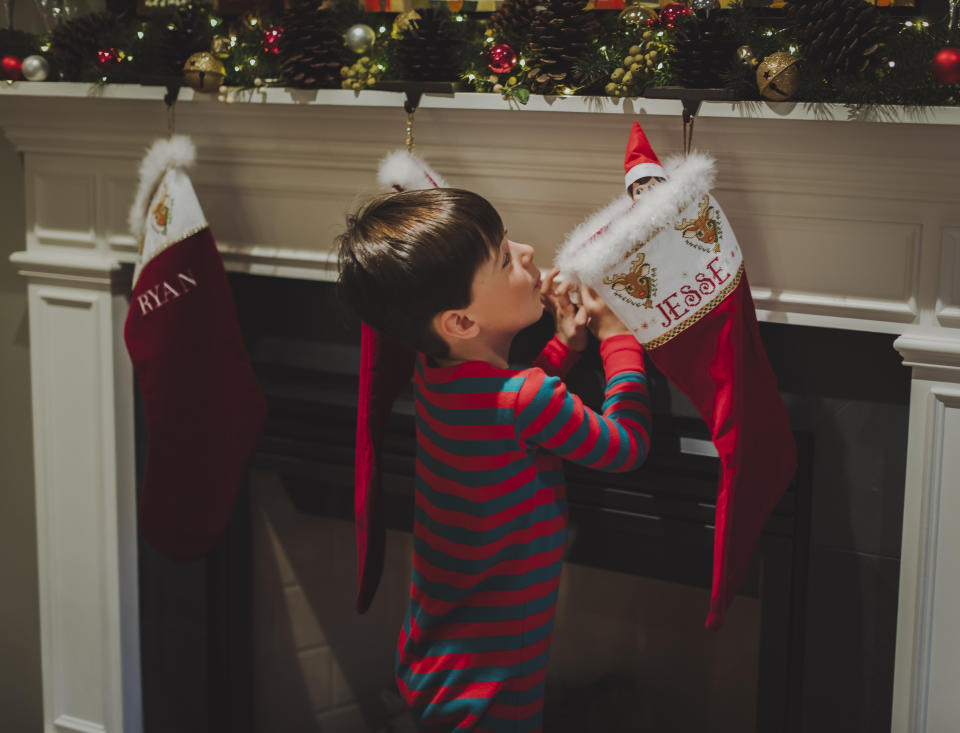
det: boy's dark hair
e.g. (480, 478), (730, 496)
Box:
(336, 188), (505, 358)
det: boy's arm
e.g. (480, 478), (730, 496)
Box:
(514, 334), (650, 473)
(531, 335), (581, 379)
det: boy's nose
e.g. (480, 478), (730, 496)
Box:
(517, 242), (535, 263)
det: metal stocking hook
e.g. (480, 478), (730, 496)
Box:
(682, 97), (701, 157)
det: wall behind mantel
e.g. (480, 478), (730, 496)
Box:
(0, 130), (43, 730)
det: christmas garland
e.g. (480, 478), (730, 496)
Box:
(0, 1), (957, 108)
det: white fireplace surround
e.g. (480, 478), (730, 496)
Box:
(2, 83), (959, 733)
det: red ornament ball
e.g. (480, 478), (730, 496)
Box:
(659, 2), (694, 29)
(263, 26), (283, 55)
(1, 55), (22, 81)
(932, 48), (960, 86)
(95, 48), (119, 70)
(487, 43), (518, 75)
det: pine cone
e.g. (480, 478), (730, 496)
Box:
(50, 11), (123, 81)
(279, 0), (344, 88)
(671, 13), (738, 88)
(395, 8), (456, 82)
(784, 0), (893, 78)
(524, 0), (600, 95)
(487, 0), (542, 51)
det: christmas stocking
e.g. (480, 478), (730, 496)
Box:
(556, 123), (797, 630)
(354, 150), (446, 613)
(125, 136), (268, 561)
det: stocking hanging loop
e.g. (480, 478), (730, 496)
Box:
(403, 90), (422, 152)
(164, 84), (180, 139)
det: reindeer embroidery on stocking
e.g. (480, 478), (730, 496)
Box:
(675, 195), (722, 253)
(603, 250), (657, 308)
(151, 189), (172, 235)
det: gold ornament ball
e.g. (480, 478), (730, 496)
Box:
(737, 45), (757, 67)
(183, 52), (226, 94)
(757, 51), (799, 102)
(618, 4), (657, 30)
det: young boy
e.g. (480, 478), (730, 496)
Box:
(336, 187), (651, 732)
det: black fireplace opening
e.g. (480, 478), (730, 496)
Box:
(136, 273), (910, 733)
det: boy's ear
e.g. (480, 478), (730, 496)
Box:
(435, 309), (479, 342)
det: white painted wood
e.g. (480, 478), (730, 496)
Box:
(53, 714), (107, 733)
(0, 85), (958, 733)
(19, 268), (140, 733)
(890, 382), (960, 733)
(3, 82), (960, 125)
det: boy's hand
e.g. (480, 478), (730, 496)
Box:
(580, 285), (632, 342)
(540, 268), (588, 352)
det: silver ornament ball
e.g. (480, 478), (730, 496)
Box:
(21, 55), (50, 82)
(345, 24), (376, 54)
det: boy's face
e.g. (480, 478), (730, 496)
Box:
(467, 235), (544, 338)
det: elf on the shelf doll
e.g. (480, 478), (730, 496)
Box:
(555, 122), (797, 630)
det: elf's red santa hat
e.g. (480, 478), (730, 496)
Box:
(624, 121), (666, 189)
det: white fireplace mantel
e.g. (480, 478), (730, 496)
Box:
(2, 82), (959, 733)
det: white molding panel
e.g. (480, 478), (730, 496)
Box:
(31, 170), (97, 250)
(937, 229), (960, 329)
(28, 280), (140, 733)
(731, 212), (921, 323)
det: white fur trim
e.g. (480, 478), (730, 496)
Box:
(128, 135), (197, 244)
(377, 149), (448, 191)
(555, 151), (716, 286)
(624, 163), (666, 189)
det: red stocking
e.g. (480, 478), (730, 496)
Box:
(647, 272), (796, 629)
(125, 137), (267, 561)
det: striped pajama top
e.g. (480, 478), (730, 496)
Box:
(396, 333), (651, 732)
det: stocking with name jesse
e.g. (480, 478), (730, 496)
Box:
(556, 122), (797, 630)
(124, 136), (267, 561)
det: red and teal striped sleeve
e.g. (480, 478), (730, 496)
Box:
(531, 335), (581, 379)
(513, 334), (650, 473)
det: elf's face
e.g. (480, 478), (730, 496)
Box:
(467, 235), (544, 337)
(629, 176), (664, 199)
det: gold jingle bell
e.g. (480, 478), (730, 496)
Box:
(183, 51), (226, 93)
(737, 45), (758, 68)
(757, 51), (799, 102)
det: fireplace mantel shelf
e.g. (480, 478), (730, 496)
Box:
(3, 77), (960, 733)
(3, 81), (960, 125)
